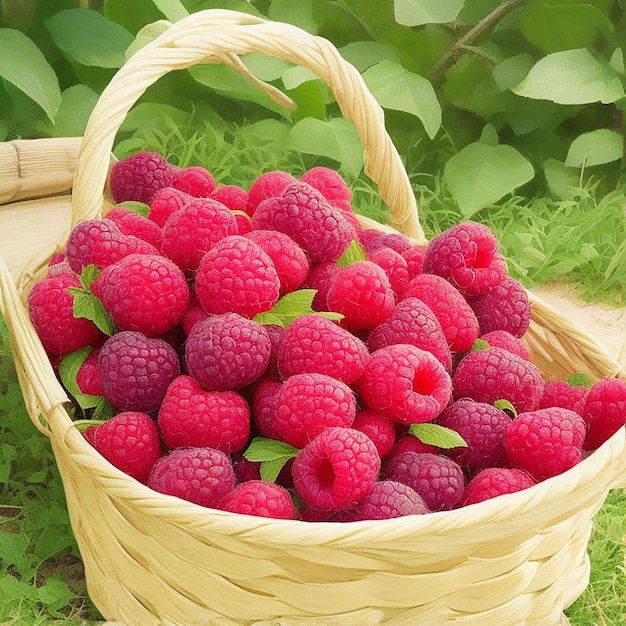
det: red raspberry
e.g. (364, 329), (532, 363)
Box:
(505, 407), (586, 480)
(105, 207), (163, 250)
(377, 233), (412, 254)
(437, 398), (510, 474)
(28, 273), (103, 357)
(185, 313), (271, 391)
(148, 187), (193, 227)
(251, 377), (283, 439)
(367, 247), (410, 296)
(160, 198), (238, 271)
(358, 229), (386, 254)
(351, 410), (397, 459)
(402, 244), (427, 279)
(385, 433), (439, 463)
(292, 427), (380, 510)
(65, 219), (160, 273)
(246, 170), (297, 216)
(367, 297), (452, 371)
(538, 378), (588, 414)
(460, 467), (537, 505)
(304, 261), (341, 311)
(273, 373), (357, 449)
(383, 451), (465, 511)
(300, 166), (352, 208)
(180, 299), (210, 336)
(230, 452), (262, 483)
(245, 230), (309, 295)
(470, 276), (531, 338)
(75, 345), (104, 396)
(359, 344), (453, 425)
(195, 235), (281, 318)
(94, 254), (190, 337)
(109, 151), (174, 204)
(171, 165), (216, 197)
(83, 424), (98, 446)
(264, 323), (285, 373)
(147, 447), (236, 508)
(210, 184), (248, 211)
(157, 375), (250, 453)
(277, 314), (369, 384)
(423, 221), (507, 297)
(480, 329), (530, 361)
(218, 480), (296, 519)
(402, 274), (480, 353)
(98, 331), (180, 413)
(251, 182), (356, 263)
(326, 261), (395, 330)
(582, 377), (626, 450)
(233, 211), (252, 234)
(350, 480), (430, 520)
(452, 347), (545, 414)
(93, 411), (161, 483)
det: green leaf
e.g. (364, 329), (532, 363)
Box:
(243, 53), (294, 82)
(269, 0), (317, 33)
(492, 54), (534, 91)
(243, 436), (299, 483)
(119, 102), (191, 133)
(253, 289), (343, 327)
(543, 158), (580, 200)
(362, 61), (441, 140)
(567, 373), (592, 387)
(478, 124), (498, 146)
(443, 142), (535, 218)
(116, 201), (150, 217)
(45, 9), (134, 69)
(609, 47), (624, 75)
(471, 338), (491, 351)
(0, 28), (61, 122)
(336, 240), (367, 267)
(103, 0), (163, 34)
(339, 41), (401, 72)
(394, 0), (463, 26)
(150, 0), (188, 21)
(512, 48), (625, 105)
(69, 288), (117, 336)
(565, 129), (624, 167)
(494, 399), (517, 417)
(48, 84), (99, 138)
(125, 20), (170, 59)
(408, 423), (467, 449)
(286, 117), (364, 178)
(78, 264), (101, 291)
(58, 347), (102, 410)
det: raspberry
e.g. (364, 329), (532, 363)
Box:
(377, 233), (412, 254)
(251, 377), (283, 439)
(460, 467), (537, 505)
(300, 166), (352, 208)
(185, 313), (271, 391)
(402, 244), (428, 279)
(367, 247), (410, 296)
(504, 407), (586, 480)
(231, 452), (262, 483)
(326, 261), (395, 330)
(93, 411), (161, 483)
(28, 273), (103, 357)
(109, 151), (174, 204)
(351, 410), (397, 459)
(171, 165), (216, 197)
(180, 299), (210, 336)
(437, 398), (510, 474)
(383, 451), (465, 511)
(538, 378), (588, 414)
(359, 344), (453, 425)
(277, 314), (369, 384)
(246, 170), (297, 216)
(304, 261), (341, 311)
(469, 276), (531, 338)
(195, 235), (281, 318)
(147, 447), (236, 508)
(46, 258), (74, 278)
(211, 184), (248, 211)
(160, 198), (238, 272)
(350, 480), (430, 520)
(367, 297), (452, 371)
(291, 427), (380, 510)
(358, 229), (386, 254)
(218, 480), (296, 519)
(83, 424), (98, 446)
(423, 221), (507, 297)
(251, 182), (356, 262)
(65, 219), (160, 274)
(75, 345), (104, 396)
(245, 230), (309, 294)
(402, 274), (480, 353)
(480, 329), (530, 361)
(582, 377), (626, 450)
(233, 211), (252, 234)
(452, 347), (545, 414)
(264, 323), (285, 372)
(98, 331), (180, 413)
(273, 373), (357, 448)
(105, 207), (163, 250)
(148, 187), (193, 227)
(157, 375), (250, 453)
(385, 433), (439, 463)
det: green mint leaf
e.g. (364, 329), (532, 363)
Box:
(244, 437), (299, 484)
(78, 264), (101, 290)
(259, 459), (289, 483)
(253, 289), (343, 327)
(566, 373), (592, 388)
(408, 423), (467, 449)
(69, 288), (117, 336)
(91, 396), (114, 421)
(471, 339), (491, 351)
(57, 347), (102, 410)
(494, 399), (517, 417)
(251, 312), (285, 328)
(337, 239), (367, 267)
(116, 201), (150, 217)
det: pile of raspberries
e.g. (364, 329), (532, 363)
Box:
(27, 150), (626, 521)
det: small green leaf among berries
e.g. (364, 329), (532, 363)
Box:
(408, 423), (468, 449)
(69, 287), (117, 336)
(58, 346), (102, 410)
(243, 437), (299, 483)
(494, 399), (517, 417)
(567, 373), (592, 388)
(336, 239), (367, 267)
(116, 200), (150, 217)
(253, 289), (343, 327)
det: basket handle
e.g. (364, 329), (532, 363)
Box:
(71, 8), (425, 242)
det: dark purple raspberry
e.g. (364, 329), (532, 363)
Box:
(98, 331), (180, 413)
(109, 151), (174, 205)
(452, 347), (545, 414)
(304, 261), (341, 311)
(292, 427), (381, 510)
(480, 329), (530, 361)
(384, 451), (465, 511)
(423, 221), (507, 297)
(460, 467), (537, 505)
(273, 373), (357, 448)
(185, 313), (271, 391)
(359, 344), (453, 425)
(367, 297), (452, 371)
(349, 480), (430, 520)
(582, 377), (626, 450)
(218, 480), (296, 519)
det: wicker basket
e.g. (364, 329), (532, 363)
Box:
(0, 9), (625, 626)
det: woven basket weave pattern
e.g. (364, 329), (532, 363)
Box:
(0, 9), (625, 625)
